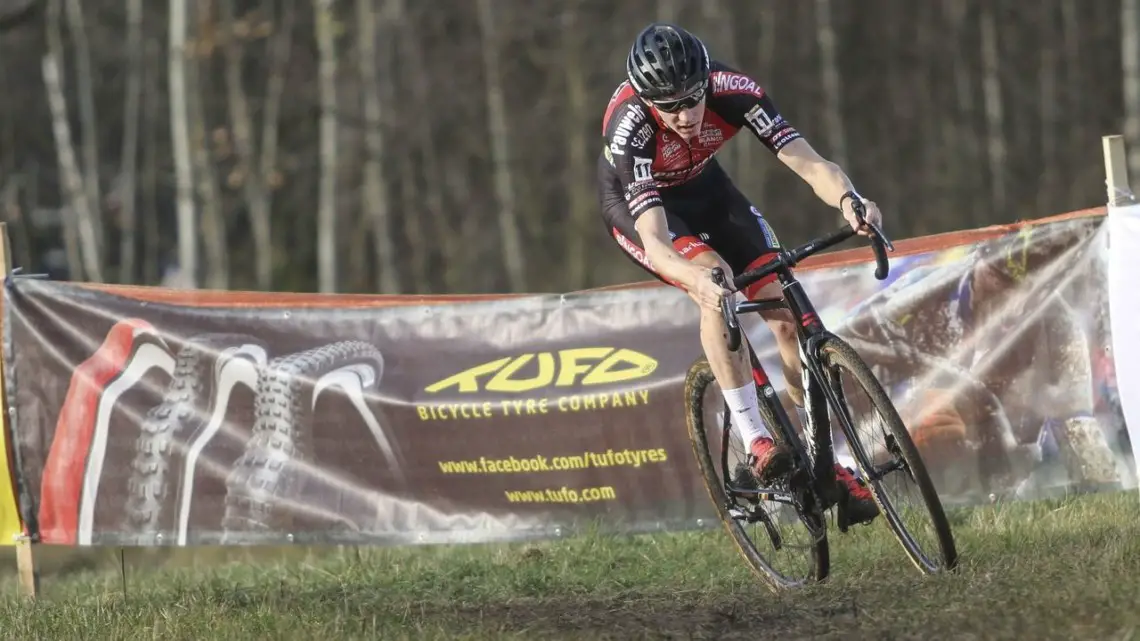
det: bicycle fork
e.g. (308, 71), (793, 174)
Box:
(796, 335), (880, 533)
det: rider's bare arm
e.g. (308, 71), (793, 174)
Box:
(776, 138), (857, 209)
(706, 65), (866, 218)
(634, 206), (706, 291)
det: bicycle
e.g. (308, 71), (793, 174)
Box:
(683, 208), (959, 590)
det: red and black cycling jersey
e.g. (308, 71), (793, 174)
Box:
(601, 60), (802, 219)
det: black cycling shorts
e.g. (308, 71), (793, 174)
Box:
(598, 155), (784, 298)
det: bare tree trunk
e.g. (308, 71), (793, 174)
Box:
(314, 0), (338, 293)
(392, 0), (452, 290)
(221, 0), (273, 290)
(118, 0), (143, 284)
(43, 0), (83, 280)
(1123, 0), (1140, 183)
(256, 0), (293, 286)
(914, 2), (935, 215)
(980, 5), (1007, 218)
(43, 54), (102, 282)
(750, 1), (778, 205)
(261, 2), (292, 176)
(875, 3), (909, 224)
(399, 154), (431, 292)
(1, 181), (15, 232)
(2, 178), (33, 272)
(0, 64), (11, 183)
(189, 3), (228, 290)
(814, 0), (847, 168)
(0, 43), (32, 271)
(63, 0), (102, 254)
(343, 211), (372, 293)
(3, 176), (34, 272)
(444, 153), (482, 291)
(21, 166), (39, 272)
(188, 97), (229, 290)
(561, 0), (593, 290)
(1061, 0), (1082, 209)
(358, 0), (399, 293)
(1037, 4), (1059, 215)
(942, 0), (980, 222)
(169, 0), (198, 288)
(143, 38), (161, 286)
(475, 0), (525, 292)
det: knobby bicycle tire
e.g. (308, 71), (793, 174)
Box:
(818, 336), (959, 573)
(684, 357), (829, 590)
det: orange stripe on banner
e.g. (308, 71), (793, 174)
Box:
(38, 318), (154, 545)
(45, 206), (1109, 307)
(0, 366), (23, 546)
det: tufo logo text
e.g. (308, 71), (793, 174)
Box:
(418, 348), (659, 421)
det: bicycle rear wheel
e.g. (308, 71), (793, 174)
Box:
(684, 356), (829, 590)
(818, 336), (959, 573)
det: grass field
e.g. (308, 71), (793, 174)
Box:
(1, 490), (1138, 640)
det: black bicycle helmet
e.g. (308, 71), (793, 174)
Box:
(626, 23), (710, 101)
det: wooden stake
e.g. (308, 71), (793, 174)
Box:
(0, 222), (37, 599)
(16, 538), (38, 599)
(1103, 134), (1136, 206)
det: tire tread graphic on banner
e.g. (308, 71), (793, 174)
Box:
(120, 334), (267, 545)
(221, 341), (387, 542)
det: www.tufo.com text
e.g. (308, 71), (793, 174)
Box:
(503, 485), (617, 503)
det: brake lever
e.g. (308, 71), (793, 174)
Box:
(849, 197), (894, 280)
(864, 218), (895, 252)
(710, 267), (741, 352)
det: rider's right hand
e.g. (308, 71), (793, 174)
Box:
(691, 267), (729, 313)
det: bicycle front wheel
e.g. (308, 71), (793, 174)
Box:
(819, 336), (959, 574)
(684, 356), (829, 591)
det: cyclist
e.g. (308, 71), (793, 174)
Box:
(599, 22), (880, 524)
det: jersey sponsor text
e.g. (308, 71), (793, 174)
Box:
(609, 104), (648, 156)
(712, 72), (765, 97)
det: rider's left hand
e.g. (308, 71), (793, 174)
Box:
(842, 195), (883, 237)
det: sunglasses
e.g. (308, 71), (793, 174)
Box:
(651, 85), (707, 113)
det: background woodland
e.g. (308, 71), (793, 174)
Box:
(0, 0), (1136, 294)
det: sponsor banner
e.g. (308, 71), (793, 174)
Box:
(1107, 203), (1140, 484)
(0, 212), (1132, 547)
(2, 282), (710, 546)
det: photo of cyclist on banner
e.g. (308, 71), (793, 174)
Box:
(822, 219), (1130, 502)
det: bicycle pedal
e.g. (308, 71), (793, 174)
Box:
(731, 463), (763, 506)
(732, 462), (760, 489)
(834, 491), (880, 533)
(836, 501), (852, 534)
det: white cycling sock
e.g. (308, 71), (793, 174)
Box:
(833, 430), (859, 472)
(722, 383), (771, 447)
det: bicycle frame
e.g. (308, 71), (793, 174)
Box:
(711, 220), (894, 515)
